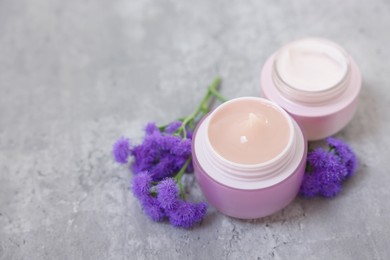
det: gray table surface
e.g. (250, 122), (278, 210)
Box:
(1, 0), (389, 259)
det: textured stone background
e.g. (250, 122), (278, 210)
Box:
(0, 0), (389, 259)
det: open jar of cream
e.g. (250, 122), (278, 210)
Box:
(192, 97), (307, 219)
(260, 38), (362, 140)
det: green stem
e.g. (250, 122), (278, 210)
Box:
(174, 158), (191, 182)
(209, 84), (227, 102)
(151, 77), (226, 201)
(178, 181), (185, 199)
(174, 158), (191, 199)
(178, 77), (222, 138)
(156, 77), (225, 136)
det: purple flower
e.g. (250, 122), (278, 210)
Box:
(165, 121), (182, 134)
(141, 196), (166, 222)
(299, 174), (320, 198)
(171, 138), (192, 156)
(112, 137), (131, 164)
(157, 178), (179, 210)
(326, 137), (358, 179)
(160, 134), (181, 151)
(185, 161), (194, 173)
(145, 122), (158, 135)
(115, 121), (206, 227)
(131, 124), (192, 181)
(132, 174), (207, 226)
(306, 147), (330, 170)
(157, 177), (209, 228)
(307, 148), (348, 180)
(318, 179), (342, 198)
(132, 172), (152, 199)
(131, 172), (167, 222)
(112, 77), (225, 228)
(315, 168), (342, 198)
(300, 147), (348, 199)
(168, 201), (207, 228)
(186, 129), (194, 140)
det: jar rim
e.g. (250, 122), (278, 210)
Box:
(205, 97), (294, 172)
(272, 38), (351, 105)
(193, 108), (307, 190)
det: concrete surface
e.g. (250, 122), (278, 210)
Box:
(0, 0), (389, 259)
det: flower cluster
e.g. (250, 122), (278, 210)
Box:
(132, 175), (207, 227)
(300, 137), (358, 198)
(112, 77), (225, 228)
(132, 121), (192, 181)
(113, 75), (359, 225)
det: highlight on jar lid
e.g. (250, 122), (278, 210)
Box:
(261, 37), (362, 140)
(192, 97), (307, 219)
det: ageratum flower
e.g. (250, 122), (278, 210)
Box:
(131, 123), (192, 181)
(132, 172), (166, 222)
(165, 121), (182, 134)
(141, 196), (166, 222)
(326, 137), (358, 179)
(168, 200), (207, 228)
(299, 174), (320, 198)
(132, 171), (152, 199)
(127, 124), (209, 227)
(131, 173), (208, 226)
(157, 178), (207, 228)
(157, 178), (179, 210)
(112, 137), (131, 164)
(113, 77), (224, 228)
(300, 138), (358, 199)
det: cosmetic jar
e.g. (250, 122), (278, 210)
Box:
(260, 38), (362, 140)
(192, 97), (307, 219)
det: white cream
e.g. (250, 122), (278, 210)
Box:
(274, 38), (348, 92)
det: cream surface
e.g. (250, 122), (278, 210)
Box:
(275, 38), (348, 92)
(208, 99), (290, 164)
